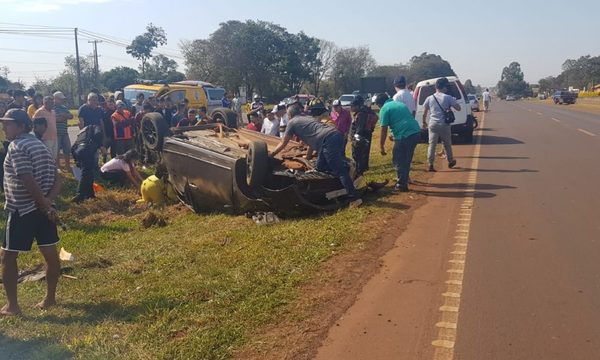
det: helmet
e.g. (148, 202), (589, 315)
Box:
(253, 95), (260, 100)
(308, 98), (327, 116)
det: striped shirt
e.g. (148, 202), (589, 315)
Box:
(3, 133), (57, 215)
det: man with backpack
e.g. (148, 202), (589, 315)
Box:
(375, 93), (421, 192)
(350, 96), (378, 175)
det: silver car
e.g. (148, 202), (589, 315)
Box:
(467, 94), (480, 112)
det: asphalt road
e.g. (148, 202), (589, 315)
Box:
(315, 101), (600, 359)
(454, 101), (600, 359)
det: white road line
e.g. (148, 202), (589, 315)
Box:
(552, 118), (560, 122)
(536, 112), (543, 116)
(432, 111), (485, 360)
(577, 128), (597, 137)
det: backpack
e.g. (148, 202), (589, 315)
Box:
(71, 125), (101, 161)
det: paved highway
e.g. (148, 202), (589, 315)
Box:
(315, 101), (600, 360)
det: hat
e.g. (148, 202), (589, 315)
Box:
(393, 75), (407, 86)
(114, 91), (123, 98)
(12, 89), (26, 97)
(271, 106), (278, 114)
(0, 108), (32, 127)
(332, 99), (341, 106)
(53, 91), (66, 100)
(116, 100), (126, 108)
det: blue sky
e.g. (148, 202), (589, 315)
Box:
(1, 0), (599, 87)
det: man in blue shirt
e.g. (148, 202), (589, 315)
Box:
(376, 93), (422, 192)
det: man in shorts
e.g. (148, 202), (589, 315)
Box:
(0, 109), (62, 316)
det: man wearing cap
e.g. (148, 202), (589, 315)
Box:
(330, 99), (352, 151)
(33, 96), (59, 160)
(0, 109), (62, 316)
(7, 90), (27, 110)
(392, 75), (416, 117)
(53, 91), (73, 172)
(270, 105), (362, 207)
(261, 107), (280, 136)
(111, 101), (135, 156)
(375, 93), (421, 192)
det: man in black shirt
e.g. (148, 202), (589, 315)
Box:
(7, 90), (27, 110)
(78, 93), (106, 157)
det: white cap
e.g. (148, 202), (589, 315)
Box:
(53, 91), (66, 99)
(332, 99), (341, 106)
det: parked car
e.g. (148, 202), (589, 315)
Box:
(338, 93), (372, 109)
(538, 93), (547, 100)
(414, 76), (477, 143)
(139, 112), (384, 215)
(505, 95), (516, 101)
(467, 94), (480, 112)
(552, 90), (577, 105)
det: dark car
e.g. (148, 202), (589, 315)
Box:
(140, 111), (382, 215)
(552, 90), (577, 105)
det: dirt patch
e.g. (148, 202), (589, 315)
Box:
(234, 186), (430, 359)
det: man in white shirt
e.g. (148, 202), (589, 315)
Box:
(261, 107), (280, 136)
(392, 76), (416, 117)
(482, 89), (492, 111)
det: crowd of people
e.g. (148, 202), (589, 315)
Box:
(0, 75), (462, 315)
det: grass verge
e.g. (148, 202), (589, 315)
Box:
(0, 129), (428, 359)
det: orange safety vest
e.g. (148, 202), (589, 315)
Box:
(111, 110), (133, 140)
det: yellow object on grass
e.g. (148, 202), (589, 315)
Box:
(140, 175), (166, 204)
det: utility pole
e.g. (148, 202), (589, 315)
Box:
(74, 28), (83, 106)
(88, 40), (102, 88)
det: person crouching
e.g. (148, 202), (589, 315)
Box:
(100, 150), (143, 189)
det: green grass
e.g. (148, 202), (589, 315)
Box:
(68, 110), (79, 127)
(0, 131), (427, 359)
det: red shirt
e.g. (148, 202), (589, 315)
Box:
(247, 122), (259, 131)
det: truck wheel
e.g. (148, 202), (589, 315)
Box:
(246, 140), (268, 189)
(210, 107), (238, 128)
(141, 112), (169, 151)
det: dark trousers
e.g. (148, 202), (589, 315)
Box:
(76, 151), (96, 200)
(100, 170), (128, 187)
(351, 132), (372, 175)
(316, 132), (357, 199)
(392, 133), (420, 187)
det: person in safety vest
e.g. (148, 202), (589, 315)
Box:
(111, 100), (135, 156)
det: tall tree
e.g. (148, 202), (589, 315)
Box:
(126, 23), (167, 76)
(497, 61), (529, 97)
(311, 39), (337, 96)
(144, 55), (185, 82)
(331, 46), (376, 94)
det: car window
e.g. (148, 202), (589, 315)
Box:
(339, 95), (354, 104)
(468, 95), (476, 100)
(165, 90), (186, 104)
(124, 89), (156, 104)
(206, 88), (225, 101)
(418, 83), (462, 105)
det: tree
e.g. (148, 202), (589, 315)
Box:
(407, 53), (456, 82)
(463, 79), (476, 95)
(310, 39), (337, 96)
(102, 67), (139, 91)
(331, 46), (376, 94)
(497, 61), (529, 98)
(144, 55), (185, 82)
(126, 23), (167, 76)
(181, 39), (215, 83)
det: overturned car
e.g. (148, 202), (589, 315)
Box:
(140, 110), (384, 215)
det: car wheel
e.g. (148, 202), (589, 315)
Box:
(210, 107), (238, 128)
(141, 112), (169, 151)
(246, 140), (269, 189)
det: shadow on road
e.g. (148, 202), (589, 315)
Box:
(413, 190), (496, 199)
(479, 135), (524, 145)
(477, 127), (496, 132)
(457, 156), (530, 160)
(450, 168), (538, 174)
(421, 183), (516, 191)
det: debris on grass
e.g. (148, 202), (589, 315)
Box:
(141, 211), (168, 228)
(59, 247), (75, 261)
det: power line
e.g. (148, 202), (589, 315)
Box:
(0, 47), (72, 54)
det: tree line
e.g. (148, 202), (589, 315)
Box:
(538, 55), (600, 92)
(2, 21), (479, 107)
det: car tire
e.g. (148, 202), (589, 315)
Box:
(211, 107), (238, 128)
(246, 140), (269, 189)
(141, 112), (169, 151)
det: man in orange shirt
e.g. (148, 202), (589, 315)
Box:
(111, 100), (135, 156)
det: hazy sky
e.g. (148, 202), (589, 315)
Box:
(1, 0), (599, 87)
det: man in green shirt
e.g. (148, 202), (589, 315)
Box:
(376, 93), (422, 192)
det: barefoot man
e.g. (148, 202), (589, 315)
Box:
(1, 109), (62, 316)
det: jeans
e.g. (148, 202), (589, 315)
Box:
(427, 123), (454, 165)
(393, 133), (420, 187)
(316, 132), (358, 199)
(75, 151), (96, 201)
(351, 132), (372, 175)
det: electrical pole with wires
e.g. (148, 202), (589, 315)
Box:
(87, 39), (102, 88)
(74, 27), (83, 106)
